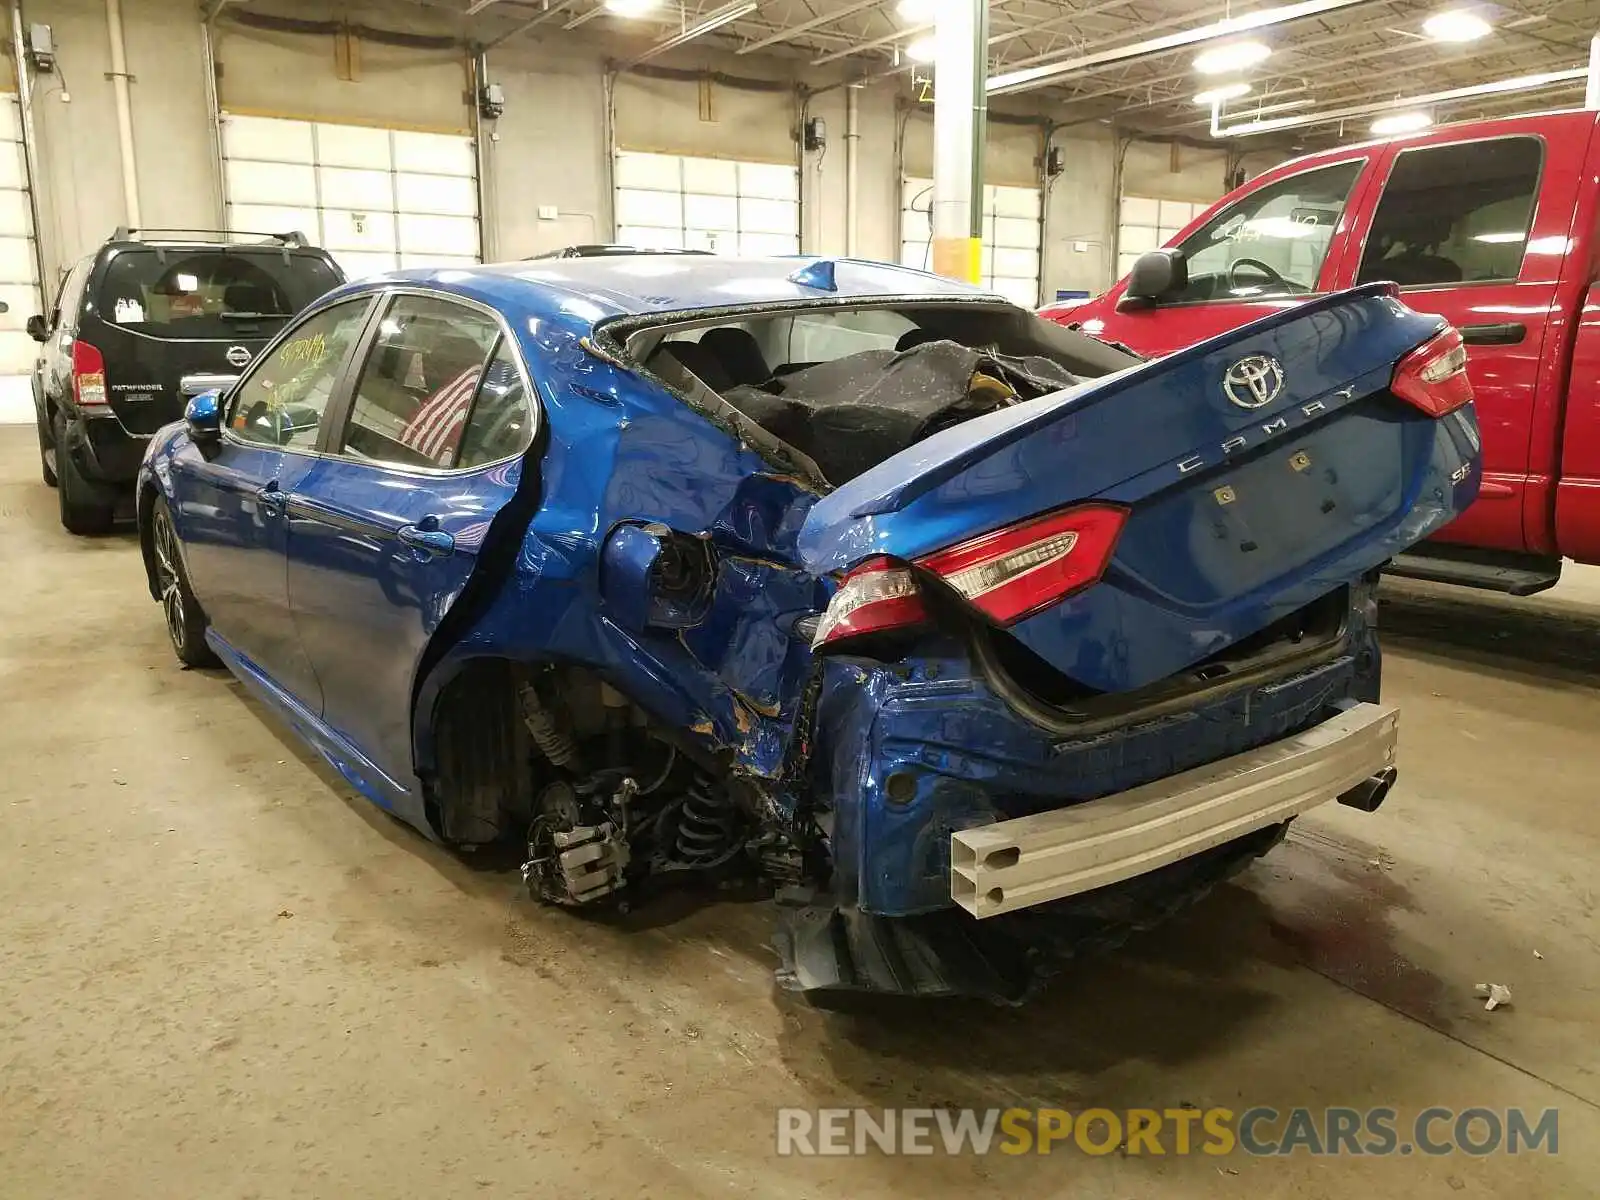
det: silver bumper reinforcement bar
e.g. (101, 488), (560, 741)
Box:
(951, 701), (1400, 918)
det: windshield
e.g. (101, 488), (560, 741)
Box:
(94, 249), (343, 339)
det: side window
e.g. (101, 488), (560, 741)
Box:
(228, 299), (372, 450)
(340, 294), (500, 469)
(1357, 138), (1543, 288)
(455, 338), (535, 469)
(1166, 160), (1364, 304)
(55, 259), (91, 328)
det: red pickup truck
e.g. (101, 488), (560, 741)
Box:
(1042, 108), (1600, 595)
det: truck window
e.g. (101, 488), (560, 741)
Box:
(1357, 137), (1543, 288)
(1162, 160), (1363, 305)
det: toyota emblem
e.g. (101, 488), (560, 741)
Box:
(1222, 355), (1285, 410)
(225, 345), (252, 369)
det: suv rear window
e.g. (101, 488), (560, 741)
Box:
(92, 249), (343, 339)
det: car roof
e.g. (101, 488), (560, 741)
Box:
(329, 256), (1003, 334)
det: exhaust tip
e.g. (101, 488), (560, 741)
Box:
(1337, 767), (1398, 813)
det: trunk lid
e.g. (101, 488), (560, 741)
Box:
(799, 284), (1481, 693)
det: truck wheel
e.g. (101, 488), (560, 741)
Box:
(54, 409), (115, 535)
(150, 496), (218, 668)
(36, 406), (57, 487)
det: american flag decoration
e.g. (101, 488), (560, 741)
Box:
(401, 365), (481, 466)
(400, 357), (522, 467)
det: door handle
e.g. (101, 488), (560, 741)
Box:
(1459, 322), (1527, 346)
(397, 524), (455, 557)
(255, 482), (286, 517)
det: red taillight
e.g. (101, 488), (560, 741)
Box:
(72, 339), (109, 412)
(812, 557), (928, 649)
(917, 503), (1127, 626)
(1391, 326), (1472, 417)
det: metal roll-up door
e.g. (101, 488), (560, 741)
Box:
(221, 113), (480, 279)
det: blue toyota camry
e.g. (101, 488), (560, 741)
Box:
(137, 257), (1480, 1000)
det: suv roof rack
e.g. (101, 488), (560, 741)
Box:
(110, 226), (310, 249)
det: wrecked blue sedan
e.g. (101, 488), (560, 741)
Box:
(137, 258), (1480, 1000)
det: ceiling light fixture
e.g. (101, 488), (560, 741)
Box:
(1422, 9), (1493, 42)
(1371, 110), (1433, 134)
(605, 0), (659, 15)
(616, 0), (758, 67)
(906, 35), (937, 63)
(1193, 40), (1272, 74)
(1211, 66), (1585, 137)
(1195, 82), (1253, 105)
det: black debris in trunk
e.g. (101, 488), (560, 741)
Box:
(722, 340), (1082, 484)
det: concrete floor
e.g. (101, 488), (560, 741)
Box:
(1, 422), (1596, 1198)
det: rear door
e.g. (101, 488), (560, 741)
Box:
(170, 295), (376, 705)
(84, 246), (344, 435)
(1339, 118), (1589, 554)
(1084, 155), (1379, 356)
(284, 291), (535, 802)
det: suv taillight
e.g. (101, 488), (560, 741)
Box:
(72, 339), (109, 413)
(811, 505), (1129, 650)
(1391, 326), (1472, 417)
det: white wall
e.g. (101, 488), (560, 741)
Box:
(13, 0), (1293, 316)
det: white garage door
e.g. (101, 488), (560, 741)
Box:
(900, 178), (1042, 308)
(613, 151), (798, 256)
(1117, 196), (1209, 279)
(221, 113), (480, 280)
(0, 94), (40, 374)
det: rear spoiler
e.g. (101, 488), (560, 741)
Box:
(111, 226), (310, 250)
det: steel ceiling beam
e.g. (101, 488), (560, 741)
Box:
(1088, 26), (1526, 117)
(619, 0), (761, 68)
(1211, 65), (1587, 136)
(813, 17), (930, 65)
(988, 0), (1394, 95)
(737, 0), (885, 55)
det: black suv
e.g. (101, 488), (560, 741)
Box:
(30, 228), (345, 534)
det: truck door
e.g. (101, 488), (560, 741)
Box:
(1339, 118), (1590, 555)
(1077, 155), (1379, 356)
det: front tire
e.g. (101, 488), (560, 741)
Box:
(151, 496), (219, 668)
(54, 409), (115, 535)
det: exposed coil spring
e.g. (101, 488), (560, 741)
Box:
(518, 683), (581, 770)
(673, 774), (738, 868)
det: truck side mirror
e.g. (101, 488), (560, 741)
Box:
(1118, 250), (1188, 311)
(25, 314), (48, 342)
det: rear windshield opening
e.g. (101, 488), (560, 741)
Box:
(95, 249), (342, 339)
(635, 303), (1138, 486)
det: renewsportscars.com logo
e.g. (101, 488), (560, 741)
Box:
(775, 1106), (1560, 1158)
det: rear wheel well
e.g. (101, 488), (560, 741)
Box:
(423, 657), (534, 846)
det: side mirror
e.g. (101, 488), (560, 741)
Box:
(184, 389), (223, 445)
(1117, 249), (1188, 311)
(25, 315), (49, 342)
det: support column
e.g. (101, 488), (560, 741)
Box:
(931, 0), (986, 284)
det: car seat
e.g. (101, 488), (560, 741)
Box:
(700, 327), (770, 386)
